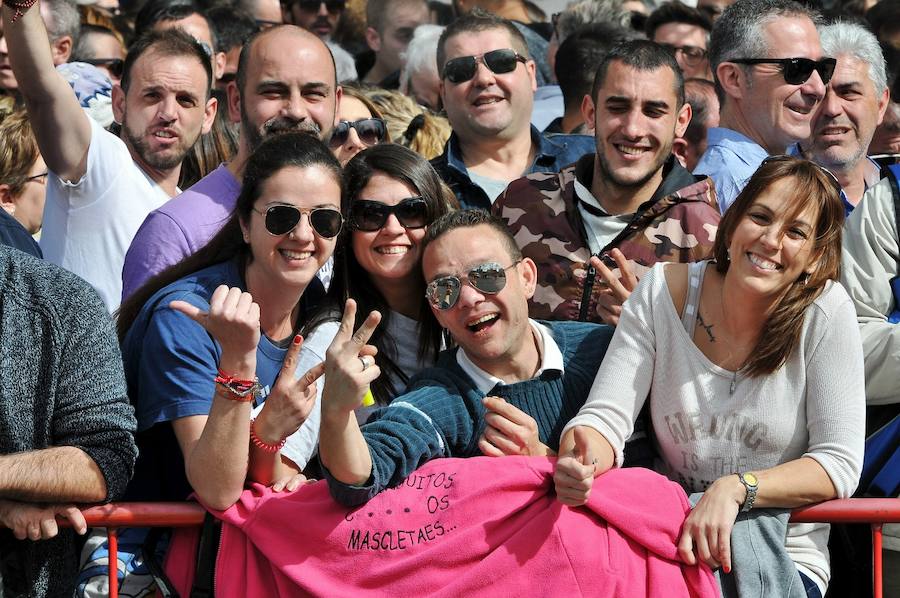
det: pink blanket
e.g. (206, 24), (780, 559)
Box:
(165, 457), (718, 597)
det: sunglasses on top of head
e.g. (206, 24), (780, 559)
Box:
(350, 197), (429, 232)
(441, 49), (528, 84)
(329, 118), (387, 148)
(425, 261), (520, 310)
(729, 57), (837, 85)
(295, 0), (345, 13)
(252, 204), (344, 238)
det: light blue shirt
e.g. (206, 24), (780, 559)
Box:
(694, 127), (769, 214)
(531, 85), (564, 132)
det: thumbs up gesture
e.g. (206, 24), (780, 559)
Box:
(553, 426), (601, 506)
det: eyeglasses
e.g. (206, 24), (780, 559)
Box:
(659, 44), (708, 68)
(729, 57), (837, 85)
(425, 261), (520, 310)
(329, 118), (387, 148)
(81, 58), (124, 79)
(350, 197), (429, 231)
(252, 204), (343, 238)
(25, 172), (49, 184)
(295, 0), (345, 13)
(442, 49), (528, 84)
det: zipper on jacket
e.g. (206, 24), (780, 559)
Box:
(578, 259), (597, 321)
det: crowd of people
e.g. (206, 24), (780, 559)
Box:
(0, 0), (898, 595)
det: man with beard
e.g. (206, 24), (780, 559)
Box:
(493, 40), (720, 326)
(121, 25), (340, 299)
(801, 22), (889, 213)
(4, 3), (216, 310)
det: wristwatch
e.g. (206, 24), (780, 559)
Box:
(737, 472), (758, 512)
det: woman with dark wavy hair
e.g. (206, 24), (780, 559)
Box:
(321, 143), (456, 410)
(554, 156), (865, 598)
(118, 133), (345, 509)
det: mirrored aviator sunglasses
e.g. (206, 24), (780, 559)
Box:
(253, 205), (343, 238)
(730, 57), (837, 85)
(329, 118), (387, 147)
(350, 197), (429, 231)
(442, 49), (527, 84)
(425, 262), (518, 310)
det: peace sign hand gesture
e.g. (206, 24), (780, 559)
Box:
(321, 299), (382, 419)
(253, 334), (327, 445)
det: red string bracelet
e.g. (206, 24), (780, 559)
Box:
(214, 369), (261, 403)
(250, 418), (286, 453)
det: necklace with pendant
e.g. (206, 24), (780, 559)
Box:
(721, 278), (743, 396)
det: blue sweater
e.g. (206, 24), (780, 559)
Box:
(326, 321), (615, 506)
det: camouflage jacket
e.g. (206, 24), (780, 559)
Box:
(494, 154), (720, 323)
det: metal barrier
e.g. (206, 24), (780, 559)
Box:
(61, 498), (900, 598)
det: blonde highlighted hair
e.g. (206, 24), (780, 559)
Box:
(0, 103), (41, 198)
(363, 88), (450, 160)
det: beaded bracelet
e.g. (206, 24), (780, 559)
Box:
(249, 418), (286, 453)
(4, 0), (39, 22)
(214, 369), (261, 403)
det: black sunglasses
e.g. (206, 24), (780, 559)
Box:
(350, 197), (429, 232)
(729, 57), (837, 85)
(329, 118), (387, 148)
(760, 155), (842, 192)
(295, 0), (345, 12)
(442, 49), (527, 84)
(252, 204), (343, 238)
(425, 261), (520, 310)
(81, 58), (124, 79)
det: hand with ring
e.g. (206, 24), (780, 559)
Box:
(321, 299), (382, 418)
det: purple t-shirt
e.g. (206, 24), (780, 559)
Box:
(121, 164), (240, 300)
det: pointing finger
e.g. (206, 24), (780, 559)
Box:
(350, 310), (382, 348)
(280, 335), (304, 377)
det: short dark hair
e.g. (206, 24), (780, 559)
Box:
(683, 77), (717, 144)
(134, 1), (218, 51)
(436, 8), (529, 73)
(422, 209), (522, 264)
(120, 28), (213, 99)
(556, 23), (634, 111)
(367, 0), (426, 34)
(72, 24), (120, 61)
(207, 5), (258, 53)
(645, 1), (712, 39)
(591, 39), (685, 107)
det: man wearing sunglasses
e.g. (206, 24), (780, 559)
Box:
(319, 210), (623, 507)
(431, 10), (593, 211)
(694, 0), (831, 213)
(123, 25), (341, 299)
(495, 40), (720, 327)
(801, 22), (889, 213)
(71, 24), (126, 86)
(284, 0), (344, 41)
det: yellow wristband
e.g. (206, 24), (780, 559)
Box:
(362, 388), (375, 407)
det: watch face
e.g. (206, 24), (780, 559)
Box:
(744, 473), (758, 486)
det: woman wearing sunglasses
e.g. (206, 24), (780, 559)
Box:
(116, 133), (346, 509)
(556, 157), (865, 598)
(315, 143), (456, 409)
(330, 84), (390, 166)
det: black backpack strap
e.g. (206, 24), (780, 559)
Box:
(190, 512), (222, 598)
(142, 527), (179, 598)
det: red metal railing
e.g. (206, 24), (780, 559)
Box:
(51, 498), (900, 598)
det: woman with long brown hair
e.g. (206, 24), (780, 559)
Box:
(554, 156), (866, 598)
